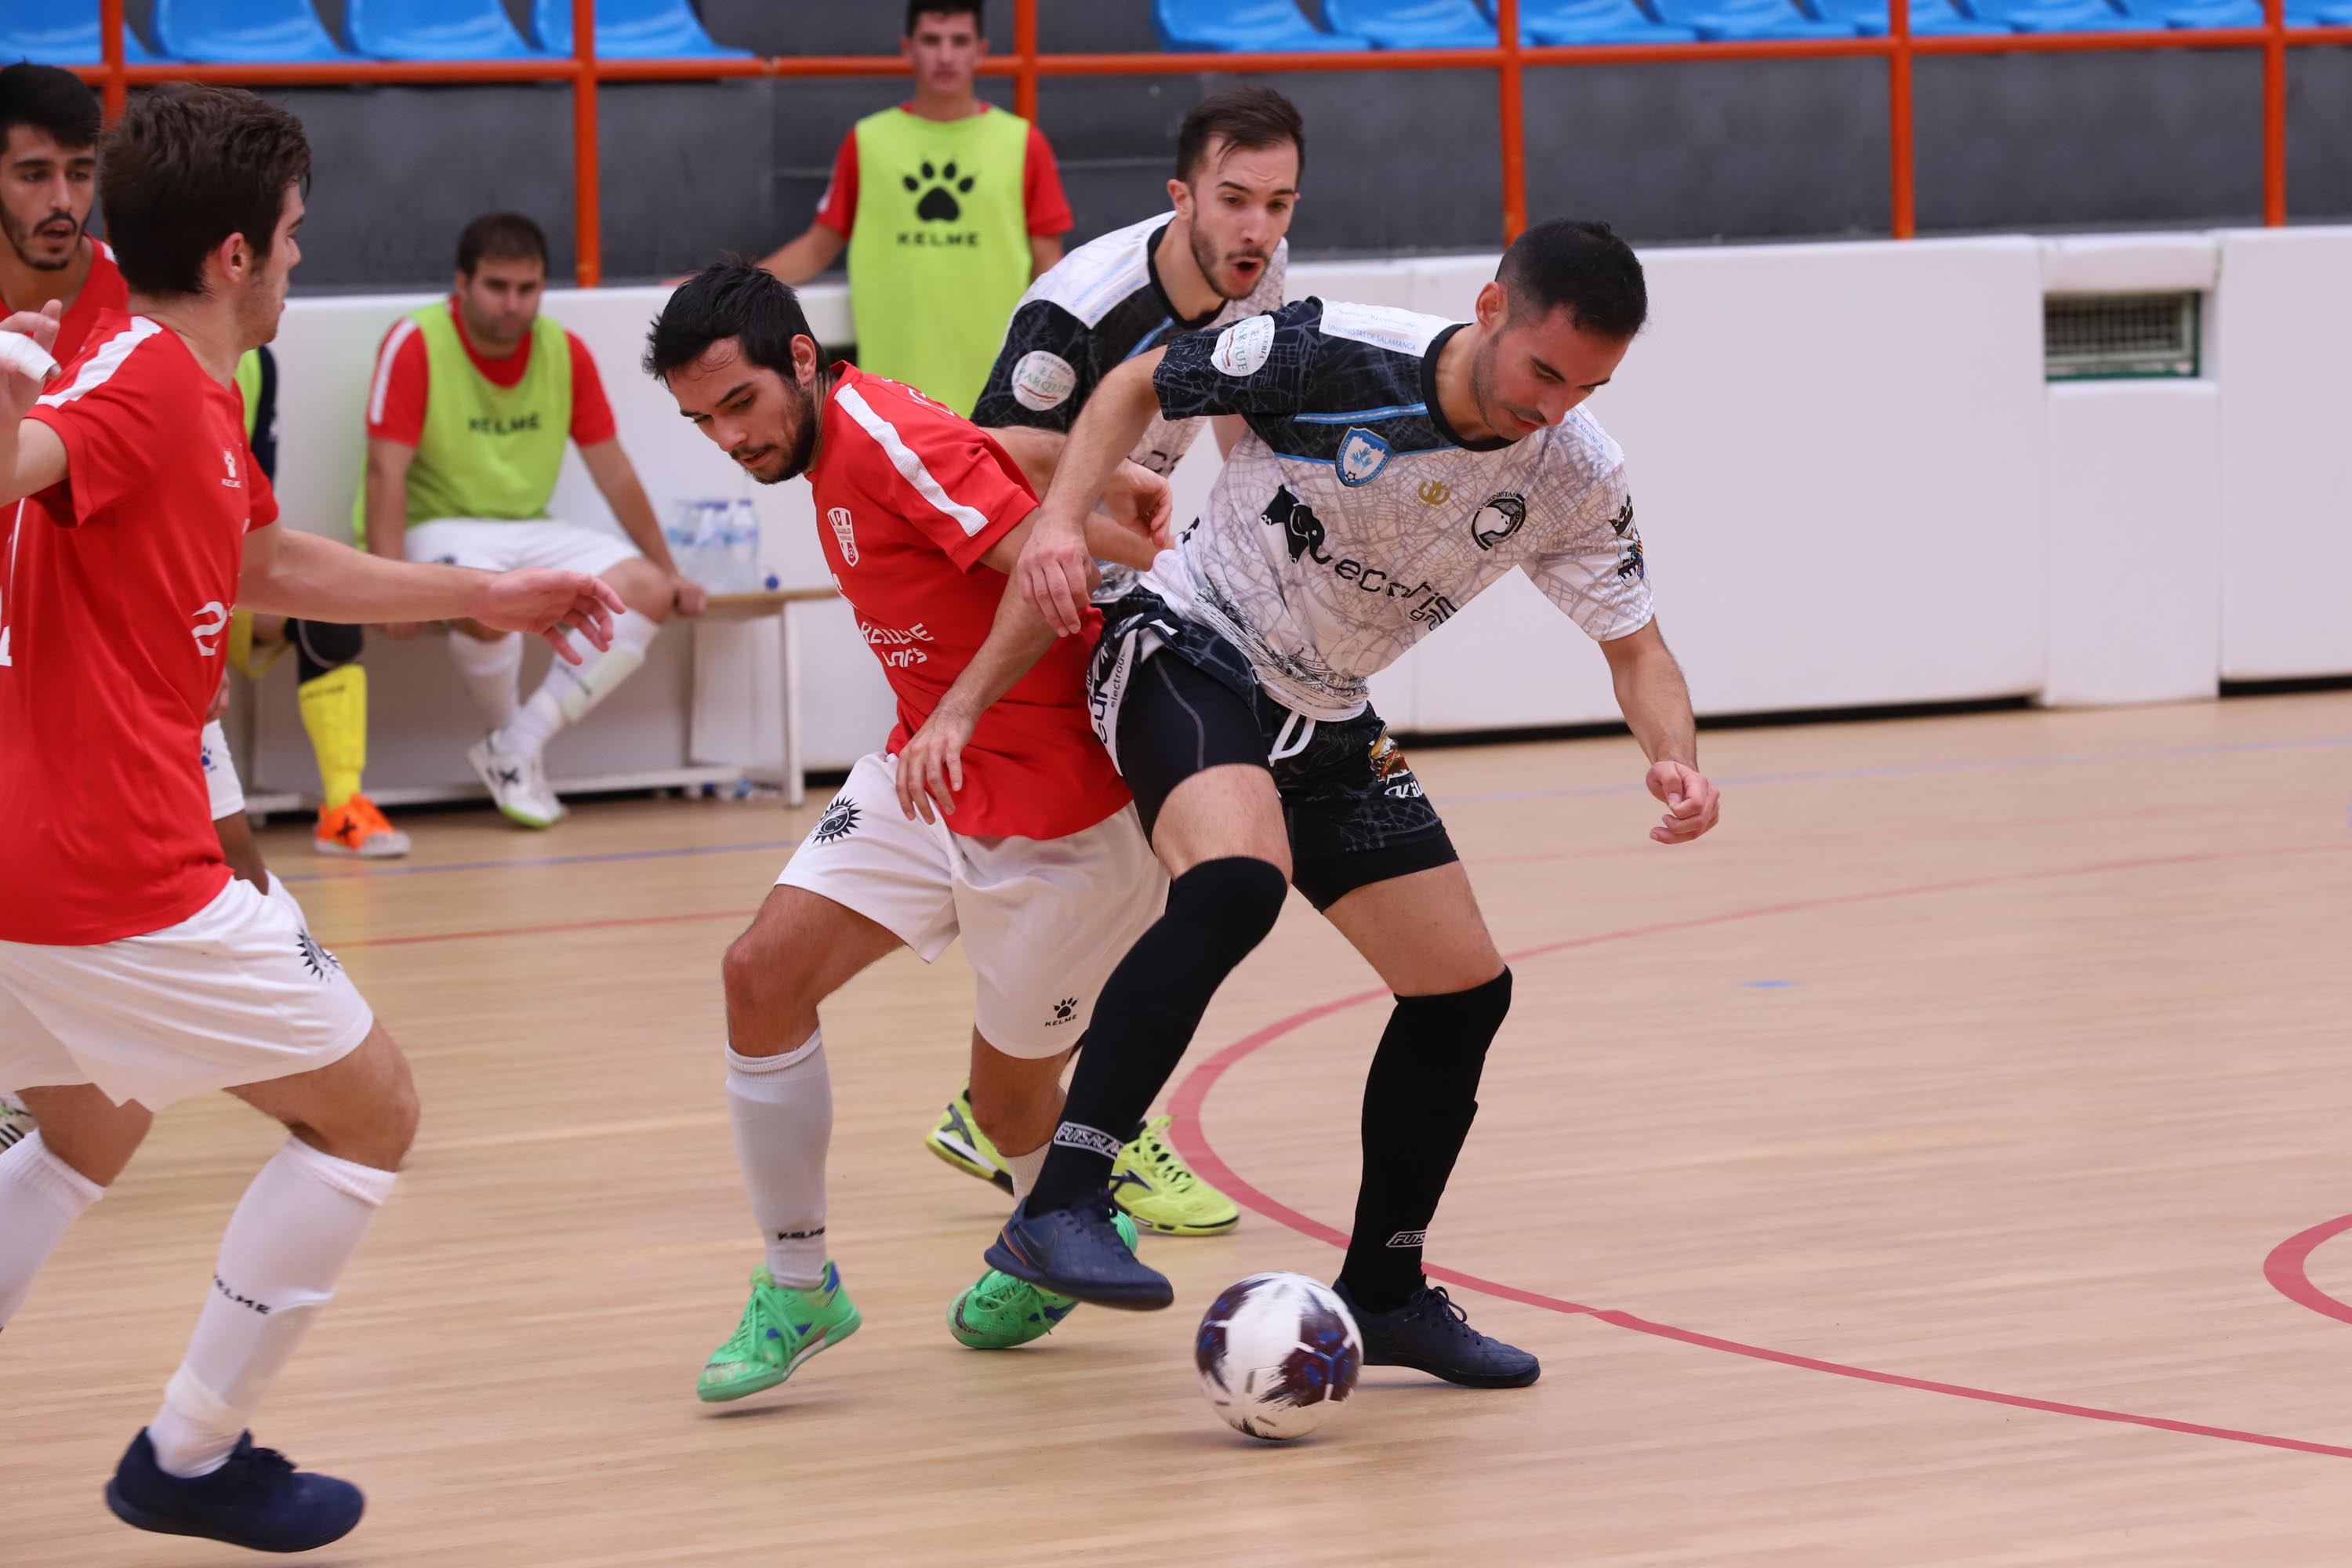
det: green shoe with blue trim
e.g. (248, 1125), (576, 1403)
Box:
(946, 1210), (1140, 1349)
(696, 1261), (862, 1403)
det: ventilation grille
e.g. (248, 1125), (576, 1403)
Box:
(2044, 292), (2201, 380)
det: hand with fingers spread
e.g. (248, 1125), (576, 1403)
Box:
(1646, 759), (1721, 845)
(1014, 504), (1097, 640)
(472, 570), (626, 666)
(894, 703), (978, 825)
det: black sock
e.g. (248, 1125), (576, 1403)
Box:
(1338, 968), (1513, 1312)
(1028, 858), (1288, 1214)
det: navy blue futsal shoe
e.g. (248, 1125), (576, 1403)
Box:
(985, 1191), (1174, 1310)
(1335, 1280), (1541, 1388)
(105, 1428), (365, 1553)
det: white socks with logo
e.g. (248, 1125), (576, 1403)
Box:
(146, 1137), (397, 1479)
(448, 628), (526, 731)
(725, 1034), (832, 1292)
(493, 609), (660, 760)
(0, 1130), (106, 1329)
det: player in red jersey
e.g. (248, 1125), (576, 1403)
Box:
(0, 86), (620, 1554)
(644, 260), (1177, 1388)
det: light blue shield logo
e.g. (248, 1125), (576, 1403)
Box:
(1335, 426), (1392, 488)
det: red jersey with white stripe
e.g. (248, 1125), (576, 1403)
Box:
(364, 299), (617, 447)
(0, 313), (279, 944)
(809, 364), (1127, 840)
(0, 240), (129, 369)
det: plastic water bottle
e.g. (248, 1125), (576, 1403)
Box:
(724, 499), (762, 593)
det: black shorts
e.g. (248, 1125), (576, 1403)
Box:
(1086, 590), (1457, 912)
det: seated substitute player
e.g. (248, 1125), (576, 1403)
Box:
(976, 220), (1725, 1387)
(905, 87), (1305, 1231)
(361, 211), (705, 829)
(0, 85), (619, 1553)
(644, 261), (1180, 1378)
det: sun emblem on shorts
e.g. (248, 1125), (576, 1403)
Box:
(295, 929), (342, 981)
(812, 796), (861, 844)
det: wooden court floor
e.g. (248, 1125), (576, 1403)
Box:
(12, 692), (2352, 1566)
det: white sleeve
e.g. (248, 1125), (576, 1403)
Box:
(1523, 463), (1654, 642)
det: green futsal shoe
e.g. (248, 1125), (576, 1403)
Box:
(947, 1210), (1141, 1349)
(695, 1261), (862, 1403)
(925, 1081), (1013, 1193)
(1109, 1115), (1240, 1236)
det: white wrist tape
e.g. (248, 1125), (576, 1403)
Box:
(0, 332), (60, 387)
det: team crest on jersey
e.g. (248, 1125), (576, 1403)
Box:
(827, 506), (859, 566)
(1470, 493), (1526, 551)
(1335, 427), (1392, 488)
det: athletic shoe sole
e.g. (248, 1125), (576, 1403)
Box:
(103, 1482), (360, 1554)
(1115, 1206), (1240, 1238)
(695, 1308), (862, 1404)
(313, 835), (412, 859)
(1362, 1348), (1541, 1389)
(926, 1131), (1014, 1194)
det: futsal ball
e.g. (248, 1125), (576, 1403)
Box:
(1194, 1272), (1363, 1441)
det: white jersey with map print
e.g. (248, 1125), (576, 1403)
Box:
(1137, 297), (1654, 723)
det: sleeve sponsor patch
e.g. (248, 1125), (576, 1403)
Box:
(1316, 301), (1447, 357)
(1210, 314), (1276, 378)
(1011, 350), (1078, 412)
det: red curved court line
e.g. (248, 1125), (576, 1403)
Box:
(1170, 841), (2352, 1462)
(2264, 1215), (2352, 1327)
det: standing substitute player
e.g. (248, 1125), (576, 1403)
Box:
(909, 86), (1304, 1232)
(978, 221), (1723, 1388)
(0, 87), (618, 1552)
(646, 263), (1178, 1379)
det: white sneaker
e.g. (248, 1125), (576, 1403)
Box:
(0, 1094), (34, 1153)
(466, 737), (564, 829)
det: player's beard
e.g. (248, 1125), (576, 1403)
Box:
(1189, 223), (1269, 305)
(745, 379), (821, 485)
(1, 205), (83, 272)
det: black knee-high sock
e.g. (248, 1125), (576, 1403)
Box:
(1028, 858), (1289, 1214)
(1338, 968), (1513, 1312)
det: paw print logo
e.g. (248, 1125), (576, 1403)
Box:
(812, 796), (862, 844)
(1047, 996), (1079, 1026)
(905, 161), (975, 223)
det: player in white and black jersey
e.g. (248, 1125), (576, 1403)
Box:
(910, 89), (1303, 1239)
(965, 221), (1723, 1388)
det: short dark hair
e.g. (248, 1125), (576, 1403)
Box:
(99, 85), (310, 299)
(1176, 87), (1305, 187)
(457, 212), (548, 276)
(906, 1), (983, 32)
(1497, 219), (1646, 341)
(644, 259), (817, 383)
(0, 63), (101, 153)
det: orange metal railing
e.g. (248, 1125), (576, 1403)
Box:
(73, 0), (2352, 286)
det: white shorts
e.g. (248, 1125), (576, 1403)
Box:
(403, 517), (640, 580)
(777, 753), (1167, 1059)
(200, 718), (245, 820)
(0, 877), (375, 1111)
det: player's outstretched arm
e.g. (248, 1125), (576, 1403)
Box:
(240, 525), (624, 665)
(1017, 350), (1167, 639)
(579, 437), (706, 616)
(1599, 619), (1721, 845)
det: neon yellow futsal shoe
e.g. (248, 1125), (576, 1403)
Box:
(947, 1210), (1140, 1349)
(924, 1081), (1012, 1193)
(695, 1261), (861, 1403)
(1109, 1115), (1240, 1236)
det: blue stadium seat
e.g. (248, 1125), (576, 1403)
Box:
(2, 0), (168, 62)
(1317, 0), (1499, 46)
(151, 0), (356, 60)
(1966, 0), (2161, 27)
(2136, 0), (2340, 22)
(531, 0), (750, 57)
(1809, 0), (2011, 32)
(1492, 0), (1704, 42)
(1649, 0), (1857, 36)
(1156, 0), (1371, 49)
(347, 0), (547, 59)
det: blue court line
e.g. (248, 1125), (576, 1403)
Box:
(274, 730), (2352, 884)
(1444, 731), (2352, 806)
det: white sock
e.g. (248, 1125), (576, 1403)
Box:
(1003, 1144), (1048, 1203)
(263, 873), (307, 931)
(0, 1131), (105, 1328)
(448, 630), (525, 731)
(725, 1034), (831, 1290)
(146, 1137), (397, 1479)
(494, 609), (659, 760)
